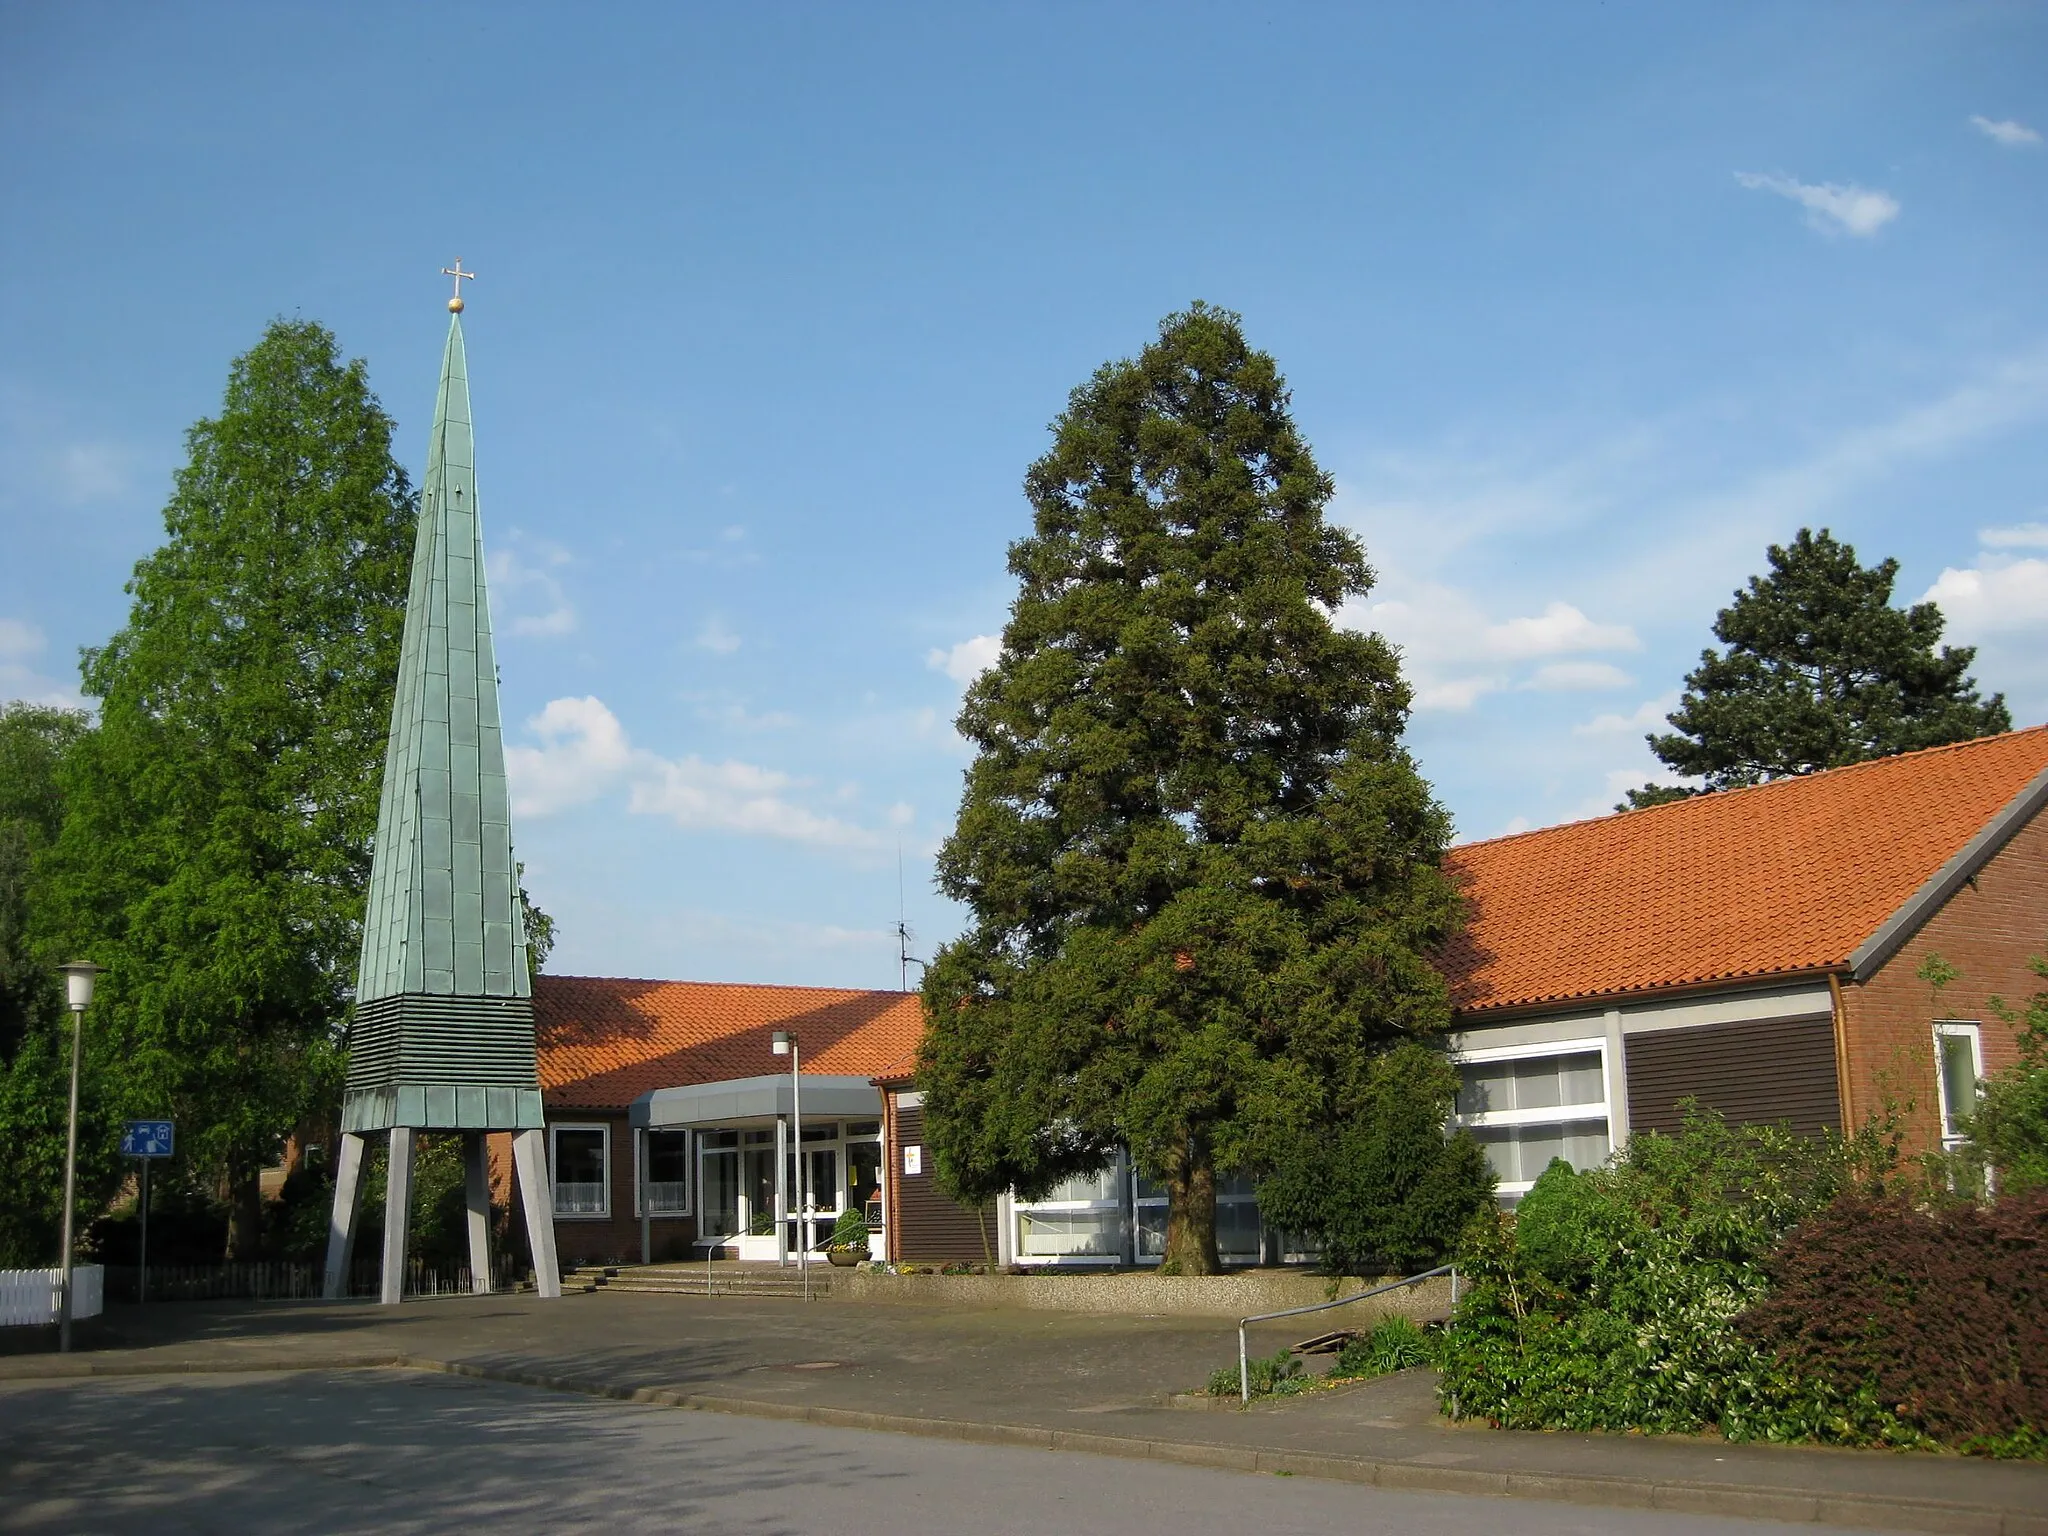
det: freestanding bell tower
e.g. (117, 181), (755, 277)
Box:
(324, 265), (562, 1303)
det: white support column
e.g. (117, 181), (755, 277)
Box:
(323, 1132), (367, 1300)
(512, 1127), (561, 1299)
(464, 1132), (493, 1294)
(636, 1126), (651, 1266)
(1603, 1007), (1631, 1152)
(381, 1126), (415, 1306)
(774, 1115), (789, 1266)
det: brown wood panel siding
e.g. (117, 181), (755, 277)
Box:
(890, 1104), (997, 1263)
(1625, 1016), (1842, 1138)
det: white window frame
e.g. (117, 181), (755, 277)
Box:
(549, 1122), (611, 1220)
(1933, 1021), (1985, 1149)
(634, 1128), (693, 1219)
(1012, 1154), (1128, 1266)
(1451, 1035), (1612, 1203)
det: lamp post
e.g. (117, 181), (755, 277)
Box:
(770, 1029), (807, 1298)
(55, 961), (100, 1353)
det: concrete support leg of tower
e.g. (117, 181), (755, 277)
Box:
(381, 1126), (415, 1306)
(322, 1132), (368, 1300)
(464, 1132), (493, 1294)
(512, 1127), (561, 1299)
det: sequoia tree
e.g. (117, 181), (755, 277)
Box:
(919, 304), (1462, 1273)
(1619, 528), (2008, 808)
(42, 320), (417, 1259)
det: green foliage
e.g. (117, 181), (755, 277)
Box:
(1615, 783), (1695, 812)
(1207, 1347), (1308, 1399)
(1648, 527), (2008, 791)
(920, 304), (1460, 1274)
(0, 703), (100, 1264)
(828, 1208), (870, 1248)
(1438, 1108), (1907, 1444)
(1970, 955), (2048, 1194)
(516, 861), (556, 978)
(1741, 1188), (2047, 1457)
(1332, 1315), (1436, 1378)
(37, 318), (415, 1258)
(1253, 1042), (1494, 1274)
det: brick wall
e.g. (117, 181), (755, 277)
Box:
(540, 1112), (702, 1267)
(1841, 804), (2048, 1157)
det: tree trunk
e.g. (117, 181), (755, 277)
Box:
(1162, 1140), (1222, 1275)
(224, 1157), (264, 1261)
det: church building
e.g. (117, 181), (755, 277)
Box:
(531, 725), (2048, 1270)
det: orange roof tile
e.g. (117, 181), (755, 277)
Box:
(1441, 727), (2048, 1017)
(536, 977), (925, 1110)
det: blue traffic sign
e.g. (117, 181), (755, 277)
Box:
(121, 1120), (174, 1158)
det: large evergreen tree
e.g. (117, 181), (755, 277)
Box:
(919, 305), (1462, 1273)
(0, 703), (97, 1264)
(1620, 528), (2009, 808)
(42, 320), (417, 1258)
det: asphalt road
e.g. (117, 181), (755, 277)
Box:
(0, 1369), (1894, 1536)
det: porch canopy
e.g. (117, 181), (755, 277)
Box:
(629, 1072), (882, 1130)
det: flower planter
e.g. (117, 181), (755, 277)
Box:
(826, 1248), (863, 1268)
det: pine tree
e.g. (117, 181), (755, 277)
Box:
(1620, 528), (2009, 807)
(43, 320), (416, 1259)
(919, 305), (1462, 1273)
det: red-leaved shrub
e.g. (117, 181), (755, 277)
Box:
(1739, 1188), (2047, 1451)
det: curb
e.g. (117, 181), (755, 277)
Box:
(4, 1350), (2040, 1535)
(393, 1356), (2043, 1536)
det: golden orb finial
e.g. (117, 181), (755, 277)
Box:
(441, 259), (476, 313)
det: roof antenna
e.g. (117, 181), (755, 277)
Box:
(894, 840), (925, 992)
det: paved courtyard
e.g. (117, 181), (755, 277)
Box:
(3, 1290), (2042, 1533)
(0, 1368), (1902, 1536)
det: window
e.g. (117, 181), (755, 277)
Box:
(638, 1130), (691, 1217)
(550, 1124), (609, 1217)
(1934, 1022), (1983, 1150)
(1453, 1040), (1611, 1204)
(1014, 1162), (1124, 1262)
(1134, 1171), (1263, 1264)
(700, 1130), (740, 1239)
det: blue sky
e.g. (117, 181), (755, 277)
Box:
(3, 4), (2045, 990)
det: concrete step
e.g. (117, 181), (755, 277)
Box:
(598, 1264), (838, 1298)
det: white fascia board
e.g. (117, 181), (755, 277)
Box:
(1617, 982), (1834, 1036)
(1848, 762), (2048, 983)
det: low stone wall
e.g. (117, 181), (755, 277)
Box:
(841, 1267), (1456, 1320)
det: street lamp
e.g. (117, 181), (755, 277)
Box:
(55, 961), (101, 1353)
(770, 1029), (808, 1298)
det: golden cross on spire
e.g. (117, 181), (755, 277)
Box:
(441, 259), (476, 313)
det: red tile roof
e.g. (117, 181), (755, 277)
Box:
(534, 730), (2048, 1100)
(535, 977), (924, 1110)
(1440, 727), (2048, 1017)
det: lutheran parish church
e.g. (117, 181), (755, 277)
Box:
(529, 727), (2048, 1269)
(332, 284), (2048, 1289)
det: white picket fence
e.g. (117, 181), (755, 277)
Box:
(0, 1265), (104, 1327)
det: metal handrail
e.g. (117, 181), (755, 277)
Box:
(701, 1233), (747, 1295)
(1237, 1263), (1459, 1403)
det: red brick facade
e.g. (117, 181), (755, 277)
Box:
(1840, 805), (2048, 1156)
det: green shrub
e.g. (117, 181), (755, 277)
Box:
(1970, 954), (2048, 1195)
(1437, 1107), (1906, 1444)
(1740, 1187), (2048, 1457)
(1255, 1043), (1496, 1275)
(1207, 1348), (1308, 1399)
(1333, 1315), (1435, 1378)
(827, 1209), (870, 1249)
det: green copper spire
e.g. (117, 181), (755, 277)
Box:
(341, 310), (542, 1135)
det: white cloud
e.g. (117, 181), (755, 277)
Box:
(1972, 115), (2042, 148)
(1734, 171), (1900, 237)
(0, 617), (84, 709)
(928, 633), (1001, 684)
(1924, 557), (2048, 638)
(0, 619), (41, 660)
(1347, 584), (1639, 712)
(1575, 696), (1678, 738)
(485, 545), (576, 638)
(1982, 521), (2048, 549)
(697, 617), (742, 655)
(505, 694), (885, 850)
(694, 700), (798, 732)
(1528, 660), (1633, 692)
